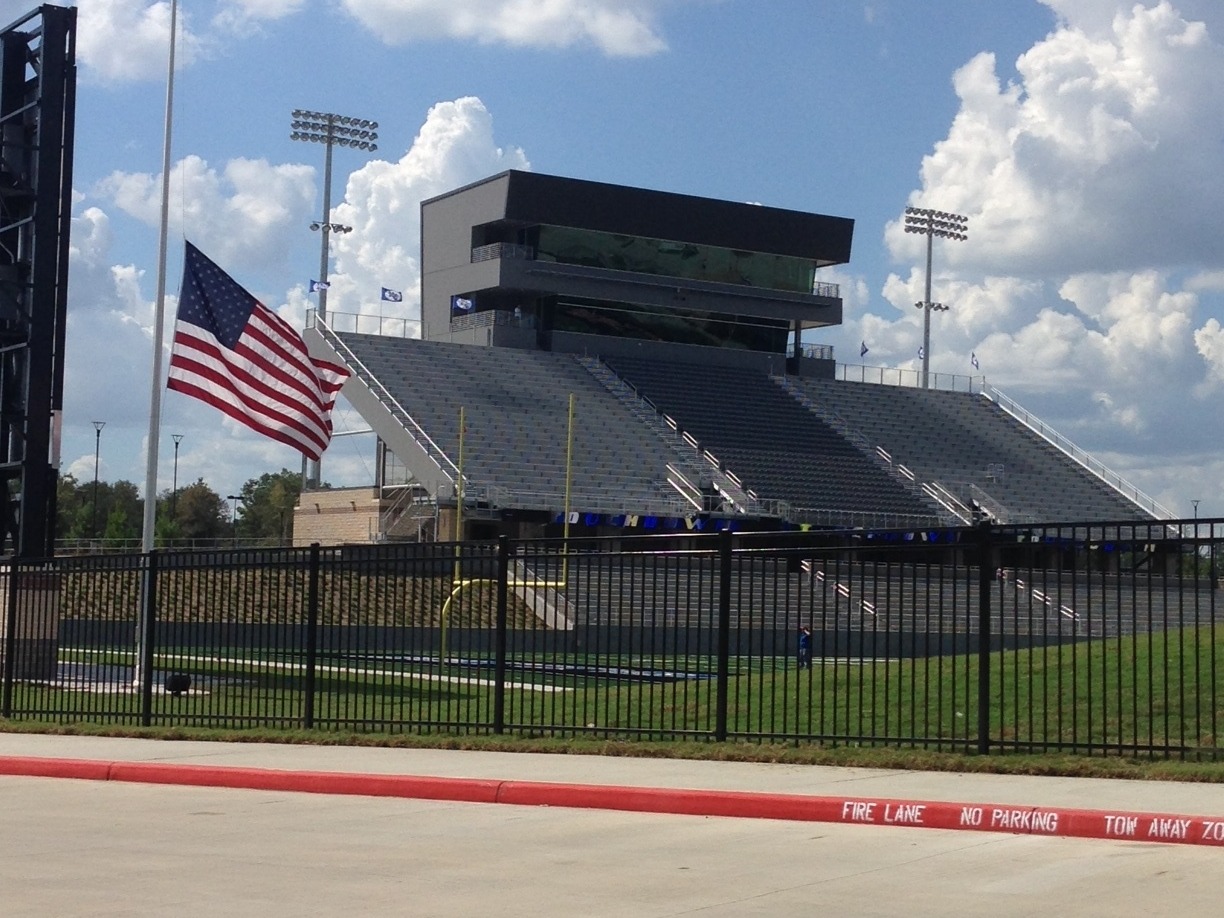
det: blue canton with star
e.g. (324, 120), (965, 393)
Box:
(178, 241), (260, 350)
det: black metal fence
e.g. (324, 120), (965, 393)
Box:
(1, 519), (1220, 758)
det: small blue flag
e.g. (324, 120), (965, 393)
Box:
(860, 341), (868, 358)
(918, 346), (925, 360)
(971, 352), (980, 370)
(380, 287), (402, 302)
(309, 279), (330, 293)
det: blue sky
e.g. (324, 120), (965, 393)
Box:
(17, 0), (1224, 518)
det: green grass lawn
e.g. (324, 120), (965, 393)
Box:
(5, 624), (1221, 778)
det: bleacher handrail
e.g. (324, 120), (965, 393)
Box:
(312, 313), (461, 486)
(773, 374), (950, 520)
(967, 482), (1012, 524)
(980, 381), (1175, 521)
(921, 481), (974, 524)
(666, 464), (705, 510)
(577, 355), (758, 514)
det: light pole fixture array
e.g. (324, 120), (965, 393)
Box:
(91, 421), (105, 539)
(903, 206), (968, 388)
(290, 109), (378, 325)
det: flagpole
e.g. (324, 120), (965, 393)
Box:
(142, 0), (177, 553)
(135, 0), (177, 687)
(562, 393), (574, 585)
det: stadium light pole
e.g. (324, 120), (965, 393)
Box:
(289, 109), (378, 326)
(91, 421), (105, 539)
(290, 109), (377, 491)
(904, 207), (968, 388)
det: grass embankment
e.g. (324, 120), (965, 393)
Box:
(58, 566), (547, 627)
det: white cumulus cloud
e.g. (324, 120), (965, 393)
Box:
(318, 96), (530, 323)
(868, 1), (1224, 515)
(338, 0), (671, 55)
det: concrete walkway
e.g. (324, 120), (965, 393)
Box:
(2, 732), (1222, 846)
(4, 733), (1224, 917)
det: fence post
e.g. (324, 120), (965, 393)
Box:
(976, 521), (994, 755)
(715, 529), (732, 742)
(303, 542), (321, 729)
(493, 534), (509, 734)
(139, 550), (158, 726)
(2, 558), (17, 717)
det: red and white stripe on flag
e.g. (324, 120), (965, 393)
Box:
(168, 301), (350, 461)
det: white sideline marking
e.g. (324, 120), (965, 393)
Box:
(58, 649), (568, 693)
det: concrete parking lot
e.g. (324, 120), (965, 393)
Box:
(1, 735), (1221, 916)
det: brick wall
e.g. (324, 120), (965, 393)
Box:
(293, 487), (383, 546)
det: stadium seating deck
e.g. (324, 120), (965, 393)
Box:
(604, 355), (932, 517)
(328, 332), (1155, 526)
(336, 333), (694, 515)
(794, 378), (1152, 522)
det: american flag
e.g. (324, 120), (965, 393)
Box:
(168, 242), (350, 461)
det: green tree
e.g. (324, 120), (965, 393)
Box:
(56, 474), (90, 540)
(104, 481), (143, 539)
(235, 468), (303, 544)
(173, 479), (229, 542)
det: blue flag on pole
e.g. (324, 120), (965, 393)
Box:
(380, 287), (402, 302)
(309, 279), (329, 293)
(971, 352), (980, 370)
(918, 346), (925, 360)
(860, 341), (868, 358)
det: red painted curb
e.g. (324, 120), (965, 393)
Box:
(2, 755), (1221, 847)
(0, 755), (112, 782)
(497, 781), (1224, 846)
(104, 761), (504, 804)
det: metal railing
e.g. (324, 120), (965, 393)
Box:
(471, 242), (534, 262)
(801, 343), (835, 361)
(837, 362), (985, 393)
(311, 315), (461, 486)
(308, 309), (420, 338)
(981, 382), (1174, 521)
(4, 520), (1218, 759)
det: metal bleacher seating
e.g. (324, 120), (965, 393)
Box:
(603, 355), (934, 519)
(795, 378), (1153, 523)
(330, 332), (1153, 527)
(336, 333), (694, 516)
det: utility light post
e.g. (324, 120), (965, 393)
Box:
(171, 433), (184, 519)
(227, 494), (242, 546)
(903, 206), (968, 388)
(91, 421), (105, 539)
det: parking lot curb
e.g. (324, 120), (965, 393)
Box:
(2, 754), (1220, 847)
